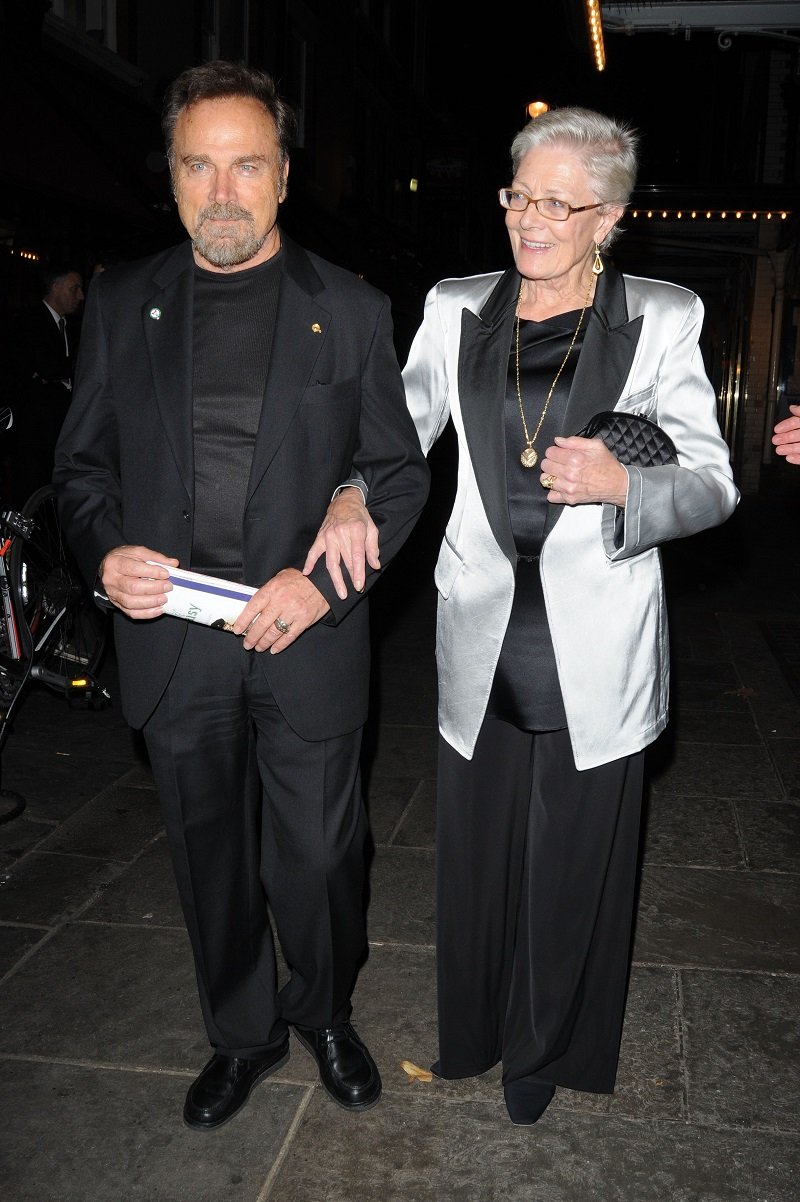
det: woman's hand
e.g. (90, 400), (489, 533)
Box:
(302, 487), (380, 599)
(539, 436), (629, 507)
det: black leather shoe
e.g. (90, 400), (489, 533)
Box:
(183, 1043), (290, 1130)
(293, 1022), (381, 1110)
(503, 1077), (555, 1125)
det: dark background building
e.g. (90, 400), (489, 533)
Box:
(1, 0), (798, 493)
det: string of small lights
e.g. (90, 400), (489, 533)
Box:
(629, 209), (790, 221)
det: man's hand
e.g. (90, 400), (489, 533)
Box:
(539, 436), (629, 507)
(100, 545), (179, 619)
(302, 486), (380, 599)
(773, 403), (800, 465)
(232, 568), (330, 653)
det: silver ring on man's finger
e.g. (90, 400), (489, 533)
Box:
(274, 617), (291, 635)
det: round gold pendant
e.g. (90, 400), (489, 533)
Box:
(520, 446), (538, 468)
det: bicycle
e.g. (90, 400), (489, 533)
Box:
(0, 411), (110, 822)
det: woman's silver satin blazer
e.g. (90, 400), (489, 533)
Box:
(402, 265), (740, 770)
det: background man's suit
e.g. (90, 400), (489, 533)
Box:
(9, 301), (77, 504)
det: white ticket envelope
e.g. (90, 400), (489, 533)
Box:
(146, 562), (257, 629)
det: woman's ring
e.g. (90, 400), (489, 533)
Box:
(274, 617), (291, 635)
(542, 474), (557, 489)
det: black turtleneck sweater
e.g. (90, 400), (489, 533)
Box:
(189, 253), (282, 580)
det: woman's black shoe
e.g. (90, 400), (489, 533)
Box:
(503, 1078), (556, 1125)
(183, 1044), (290, 1130)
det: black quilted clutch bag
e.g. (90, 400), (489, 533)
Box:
(575, 411), (678, 466)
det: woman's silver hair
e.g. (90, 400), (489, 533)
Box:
(510, 107), (639, 248)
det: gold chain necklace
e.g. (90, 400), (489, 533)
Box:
(515, 275), (594, 468)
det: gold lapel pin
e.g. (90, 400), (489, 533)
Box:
(311, 322), (322, 334)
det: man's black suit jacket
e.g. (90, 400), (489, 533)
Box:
(53, 236), (429, 739)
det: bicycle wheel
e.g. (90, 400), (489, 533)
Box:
(8, 485), (107, 683)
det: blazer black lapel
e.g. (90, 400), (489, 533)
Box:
(246, 239), (327, 504)
(543, 261), (643, 541)
(458, 268), (519, 563)
(562, 262), (643, 437)
(144, 244), (195, 499)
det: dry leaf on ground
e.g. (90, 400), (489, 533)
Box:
(400, 1059), (433, 1083)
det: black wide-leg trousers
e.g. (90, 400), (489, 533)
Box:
(143, 622), (368, 1058)
(435, 720), (645, 1093)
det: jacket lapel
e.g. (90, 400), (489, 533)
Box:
(458, 267), (519, 564)
(143, 243), (196, 500)
(245, 235), (327, 505)
(543, 260), (644, 541)
(562, 260), (643, 437)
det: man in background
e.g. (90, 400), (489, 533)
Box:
(9, 263), (84, 504)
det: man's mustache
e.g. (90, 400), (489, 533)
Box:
(196, 204), (254, 225)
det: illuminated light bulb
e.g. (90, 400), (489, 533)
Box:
(584, 0), (606, 71)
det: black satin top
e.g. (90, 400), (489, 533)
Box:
(486, 309), (588, 732)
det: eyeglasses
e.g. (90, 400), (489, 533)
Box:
(498, 189), (606, 220)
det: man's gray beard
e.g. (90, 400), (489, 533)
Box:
(192, 207), (268, 268)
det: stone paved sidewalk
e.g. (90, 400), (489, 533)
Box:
(0, 492), (798, 1201)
